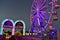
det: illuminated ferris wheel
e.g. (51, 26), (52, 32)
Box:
(30, 0), (59, 35)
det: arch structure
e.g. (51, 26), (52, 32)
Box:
(14, 20), (26, 35)
(1, 19), (14, 35)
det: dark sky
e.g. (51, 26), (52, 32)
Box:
(0, 0), (33, 31)
(0, 0), (60, 31)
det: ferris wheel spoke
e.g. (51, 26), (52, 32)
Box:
(48, 13), (52, 23)
(44, 23), (48, 29)
(40, 14), (48, 23)
(40, 5), (47, 10)
(31, 7), (36, 11)
(31, 6), (36, 11)
(31, 8), (36, 15)
(32, 1), (37, 9)
(38, 0), (43, 6)
(40, 12), (51, 29)
(49, 2), (52, 5)
(39, 11), (49, 23)
(44, 13), (52, 29)
(31, 9), (35, 13)
(39, 0), (46, 9)
(31, 5), (37, 13)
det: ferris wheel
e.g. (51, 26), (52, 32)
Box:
(30, 0), (59, 35)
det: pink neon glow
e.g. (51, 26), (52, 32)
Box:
(1, 19), (14, 35)
(37, 18), (40, 25)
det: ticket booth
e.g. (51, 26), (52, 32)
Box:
(14, 20), (25, 36)
(1, 19), (14, 35)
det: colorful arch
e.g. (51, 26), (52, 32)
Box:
(0, 27), (2, 35)
(1, 19), (14, 35)
(15, 20), (26, 35)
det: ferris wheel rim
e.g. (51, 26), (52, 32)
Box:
(30, 0), (53, 32)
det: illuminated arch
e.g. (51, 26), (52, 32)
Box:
(0, 27), (2, 35)
(1, 19), (14, 35)
(15, 20), (26, 35)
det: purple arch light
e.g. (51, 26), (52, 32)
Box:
(1, 19), (14, 35)
(15, 20), (26, 35)
(15, 22), (23, 27)
(3, 21), (13, 28)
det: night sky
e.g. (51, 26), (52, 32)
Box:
(0, 0), (60, 31)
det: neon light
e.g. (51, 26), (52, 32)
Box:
(37, 18), (40, 25)
(15, 20), (26, 35)
(1, 19), (8, 35)
(1, 19), (14, 35)
(10, 19), (14, 35)
(0, 27), (2, 35)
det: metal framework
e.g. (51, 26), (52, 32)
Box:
(30, 0), (59, 40)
